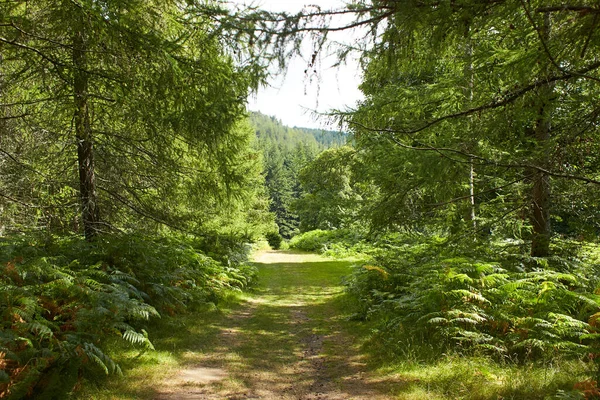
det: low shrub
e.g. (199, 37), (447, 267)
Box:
(191, 232), (254, 267)
(345, 234), (600, 363)
(265, 231), (283, 250)
(0, 233), (256, 399)
(289, 229), (370, 258)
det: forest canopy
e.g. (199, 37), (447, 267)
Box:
(2, 1), (600, 399)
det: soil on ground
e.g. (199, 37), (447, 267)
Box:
(153, 250), (397, 400)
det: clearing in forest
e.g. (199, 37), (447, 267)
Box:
(153, 250), (395, 399)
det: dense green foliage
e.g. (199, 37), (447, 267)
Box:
(347, 237), (600, 357)
(293, 146), (369, 232)
(344, 0), (600, 255)
(0, 233), (256, 399)
(289, 229), (369, 258)
(0, 1), (271, 239)
(249, 112), (345, 238)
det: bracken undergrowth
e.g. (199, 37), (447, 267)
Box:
(0, 232), (256, 399)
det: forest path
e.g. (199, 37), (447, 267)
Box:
(153, 250), (395, 399)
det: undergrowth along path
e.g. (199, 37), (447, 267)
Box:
(154, 250), (394, 399)
(76, 250), (590, 400)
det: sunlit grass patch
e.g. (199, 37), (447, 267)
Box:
(72, 292), (247, 399)
(353, 330), (591, 400)
(378, 356), (589, 399)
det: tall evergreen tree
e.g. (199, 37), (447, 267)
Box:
(249, 112), (340, 238)
(219, 0), (600, 253)
(0, 0), (266, 237)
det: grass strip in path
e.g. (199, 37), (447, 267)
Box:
(73, 250), (588, 399)
(153, 249), (395, 399)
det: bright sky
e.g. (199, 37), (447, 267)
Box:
(233, 0), (364, 129)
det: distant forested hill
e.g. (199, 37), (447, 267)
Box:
(249, 111), (345, 239)
(250, 112), (346, 149)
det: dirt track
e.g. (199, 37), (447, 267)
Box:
(153, 250), (395, 399)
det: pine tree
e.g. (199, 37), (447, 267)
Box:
(0, 0), (264, 237)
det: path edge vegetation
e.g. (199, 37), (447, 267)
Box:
(2, 0), (600, 399)
(290, 230), (600, 399)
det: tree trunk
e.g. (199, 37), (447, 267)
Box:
(73, 14), (99, 240)
(0, 52), (4, 235)
(530, 104), (552, 256)
(531, 166), (551, 257)
(469, 159), (476, 230)
(464, 23), (477, 232)
(530, 13), (554, 257)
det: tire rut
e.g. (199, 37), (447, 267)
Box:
(153, 251), (395, 399)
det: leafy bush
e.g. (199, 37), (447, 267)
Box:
(289, 229), (370, 258)
(190, 232), (254, 268)
(289, 229), (330, 252)
(0, 233), (257, 399)
(265, 231), (283, 250)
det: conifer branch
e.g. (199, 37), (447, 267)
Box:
(98, 186), (190, 233)
(536, 5), (600, 14)
(350, 60), (600, 136)
(0, 113), (28, 119)
(521, 0), (600, 83)
(0, 192), (34, 207)
(347, 120), (600, 185)
(428, 176), (530, 208)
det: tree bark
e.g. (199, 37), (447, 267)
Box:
(73, 13), (99, 240)
(464, 23), (477, 232)
(469, 159), (476, 230)
(0, 51), (5, 235)
(530, 13), (554, 257)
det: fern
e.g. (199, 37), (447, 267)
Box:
(0, 232), (258, 399)
(346, 234), (600, 361)
(122, 329), (155, 350)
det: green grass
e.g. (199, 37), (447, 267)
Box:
(372, 356), (588, 399)
(72, 250), (591, 400)
(72, 293), (246, 399)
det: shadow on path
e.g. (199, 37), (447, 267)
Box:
(153, 251), (400, 400)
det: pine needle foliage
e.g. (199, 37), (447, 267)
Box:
(0, 233), (256, 399)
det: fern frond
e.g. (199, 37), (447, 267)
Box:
(82, 343), (120, 375)
(24, 322), (54, 339)
(449, 289), (490, 304)
(427, 317), (448, 325)
(127, 303), (160, 320)
(122, 329), (155, 350)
